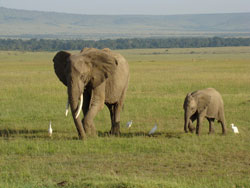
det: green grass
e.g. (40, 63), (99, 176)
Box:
(0, 47), (250, 187)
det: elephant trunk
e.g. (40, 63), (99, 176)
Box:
(68, 83), (86, 140)
(184, 111), (189, 133)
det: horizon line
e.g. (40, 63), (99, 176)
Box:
(1, 6), (250, 17)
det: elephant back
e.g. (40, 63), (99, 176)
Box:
(203, 88), (224, 120)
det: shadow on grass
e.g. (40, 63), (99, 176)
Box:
(97, 131), (183, 139)
(0, 128), (184, 140)
(0, 128), (46, 136)
(0, 128), (81, 140)
(240, 99), (250, 105)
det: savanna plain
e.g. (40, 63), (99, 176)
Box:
(0, 47), (250, 188)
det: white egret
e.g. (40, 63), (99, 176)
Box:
(126, 120), (132, 128)
(231, 123), (239, 134)
(48, 121), (53, 137)
(149, 123), (157, 135)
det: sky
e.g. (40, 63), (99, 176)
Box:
(1, 0), (250, 15)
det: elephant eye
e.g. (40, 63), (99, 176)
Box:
(80, 75), (90, 84)
(80, 75), (85, 80)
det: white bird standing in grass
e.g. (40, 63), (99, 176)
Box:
(126, 120), (132, 128)
(231, 123), (239, 134)
(48, 121), (53, 137)
(148, 123), (157, 135)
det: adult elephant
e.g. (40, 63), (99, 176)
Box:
(183, 88), (226, 135)
(53, 48), (129, 139)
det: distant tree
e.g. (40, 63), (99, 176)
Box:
(0, 37), (250, 51)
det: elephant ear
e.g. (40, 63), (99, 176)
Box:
(197, 93), (211, 113)
(183, 92), (191, 109)
(85, 50), (118, 88)
(53, 51), (71, 86)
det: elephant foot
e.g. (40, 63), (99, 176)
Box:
(110, 122), (121, 136)
(208, 129), (215, 134)
(85, 130), (97, 137)
(86, 127), (97, 137)
(222, 127), (227, 135)
(195, 130), (200, 136)
(82, 119), (97, 137)
(91, 127), (97, 137)
(76, 126), (86, 140)
(109, 130), (120, 136)
(86, 128), (97, 137)
(189, 127), (195, 133)
(77, 131), (86, 140)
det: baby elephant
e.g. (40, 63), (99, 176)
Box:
(183, 88), (226, 135)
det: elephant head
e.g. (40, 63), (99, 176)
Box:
(183, 92), (211, 133)
(53, 49), (117, 139)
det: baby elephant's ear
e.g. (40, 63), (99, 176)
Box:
(197, 93), (211, 113)
(183, 93), (191, 109)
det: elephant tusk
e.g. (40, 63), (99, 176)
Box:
(65, 100), (70, 117)
(75, 94), (83, 119)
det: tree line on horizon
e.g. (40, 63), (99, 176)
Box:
(0, 37), (250, 51)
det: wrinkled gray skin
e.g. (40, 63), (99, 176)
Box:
(53, 48), (129, 139)
(183, 88), (226, 135)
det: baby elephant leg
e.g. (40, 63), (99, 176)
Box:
(196, 114), (205, 135)
(220, 120), (227, 135)
(207, 118), (215, 134)
(188, 115), (196, 133)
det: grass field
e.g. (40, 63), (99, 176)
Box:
(0, 47), (250, 188)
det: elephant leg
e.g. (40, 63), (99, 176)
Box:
(82, 88), (91, 116)
(113, 102), (123, 135)
(83, 85), (105, 136)
(207, 118), (215, 134)
(196, 114), (204, 136)
(107, 102), (122, 135)
(81, 88), (91, 129)
(220, 120), (227, 135)
(109, 88), (127, 135)
(106, 104), (114, 122)
(188, 120), (195, 133)
(107, 103), (118, 135)
(188, 114), (196, 133)
(84, 102), (104, 136)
